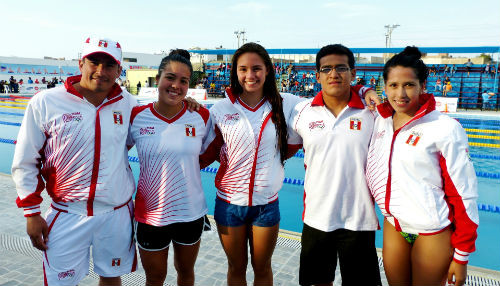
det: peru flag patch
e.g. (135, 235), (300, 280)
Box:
(406, 131), (421, 146)
(113, 111), (123, 125)
(349, 118), (362, 130)
(185, 124), (196, 137)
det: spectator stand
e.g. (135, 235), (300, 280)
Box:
(193, 47), (500, 110)
(0, 62), (80, 83)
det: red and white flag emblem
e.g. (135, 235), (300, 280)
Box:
(349, 118), (362, 130)
(406, 132), (421, 146)
(113, 111), (123, 125)
(98, 40), (108, 48)
(185, 124), (196, 137)
(111, 258), (121, 267)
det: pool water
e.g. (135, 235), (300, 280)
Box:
(0, 108), (499, 270)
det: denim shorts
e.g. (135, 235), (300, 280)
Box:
(214, 198), (280, 227)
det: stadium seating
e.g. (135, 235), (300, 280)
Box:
(203, 62), (499, 110)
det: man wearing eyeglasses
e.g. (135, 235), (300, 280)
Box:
(289, 44), (382, 286)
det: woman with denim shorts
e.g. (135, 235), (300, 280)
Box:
(202, 43), (304, 286)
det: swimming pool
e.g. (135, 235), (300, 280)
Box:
(0, 102), (499, 270)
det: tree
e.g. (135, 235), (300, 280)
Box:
(479, 53), (492, 63)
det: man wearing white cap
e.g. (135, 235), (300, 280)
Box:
(12, 37), (137, 285)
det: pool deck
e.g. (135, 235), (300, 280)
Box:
(0, 173), (499, 286)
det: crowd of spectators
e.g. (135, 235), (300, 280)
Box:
(201, 60), (499, 102)
(0, 76), (20, 93)
(428, 61), (498, 78)
(0, 76), (65, 93)
(433, 76), (453, 96)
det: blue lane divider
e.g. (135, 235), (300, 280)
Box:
(456, 119), (500, 126)
(0, 138), (16, 144)
(0, 111), (24, 116)
(0, 121), (21, 126)
(470, 154), (500, 160)
(475, 171), (500, 179)
(127, 156), (139, 163)
(460, 123), (500, 130)
(293, 152), (304, 158)
(477, 203), (500, 213)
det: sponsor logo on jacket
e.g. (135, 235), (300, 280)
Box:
(224, 113), (240, 122)
(139, 126), (155, 135)
(185, 124), (196, 137)
(62, 112), (83, 123)
(406, 131), (422, 146)
(308, 120), (325, 130)
(375, 130), (385, 139)
(349, 117), (362, 130)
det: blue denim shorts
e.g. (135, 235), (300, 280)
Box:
(214, 198), (280, 227)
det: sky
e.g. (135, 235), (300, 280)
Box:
(2, 0), (500, 60)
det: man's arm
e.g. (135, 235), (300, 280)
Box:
(11, 97), (49, 250)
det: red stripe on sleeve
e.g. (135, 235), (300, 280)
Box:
(439, 155), (478, 253)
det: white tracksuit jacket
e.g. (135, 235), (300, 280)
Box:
(12, 75), (137, 217)
(203, 88), (301, 206)
(366, 93), (479, 264)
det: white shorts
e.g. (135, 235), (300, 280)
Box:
(42, 201), (136, 286)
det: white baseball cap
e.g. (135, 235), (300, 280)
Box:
(81, 37), (122, 65)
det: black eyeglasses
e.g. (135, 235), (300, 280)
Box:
(319, 66), (350, 74)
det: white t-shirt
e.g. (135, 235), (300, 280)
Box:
(289, 90), (379, 232)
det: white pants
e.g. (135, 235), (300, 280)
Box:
(42, 201), (136, 286)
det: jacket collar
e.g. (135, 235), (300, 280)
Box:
(311, 89), (365, 109)
(65, 75), (123, 100)
(377, 93), (436, 121)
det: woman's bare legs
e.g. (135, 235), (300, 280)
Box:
(217, 224), (249, 286)
(139, 247), (169, 286)
(383, 219), (412, 285)
(411, 228), (452, 286)
(249, 224), (279, 286)
(173, 240), (201, 286)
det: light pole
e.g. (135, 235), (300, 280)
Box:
(234, 30), (246, 48)
(384, 24), (400, 62)
(384, 24), (400, 48)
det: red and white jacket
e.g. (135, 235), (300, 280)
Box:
(366, 93), (479, 264)
(12, 75), (137, 217)
(203, 88), (302, 206)
(128, 103), (210, 226)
